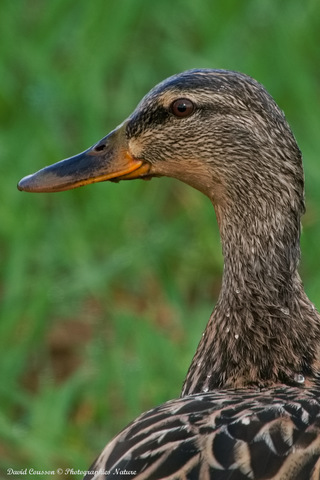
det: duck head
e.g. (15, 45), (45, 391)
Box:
(18, 69), (304, 219)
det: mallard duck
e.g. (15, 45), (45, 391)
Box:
(18, 69), (320, 479)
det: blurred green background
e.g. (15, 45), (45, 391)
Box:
(1, 0), (320, 478)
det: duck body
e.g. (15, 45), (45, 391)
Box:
(87, 387), (320, 480)
(18, 70), (320, 479)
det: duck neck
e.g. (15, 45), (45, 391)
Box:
(182, 197), (320, 396)
(219, 201), (302, 307)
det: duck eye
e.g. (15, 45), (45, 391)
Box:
(171, 98), (194, 118)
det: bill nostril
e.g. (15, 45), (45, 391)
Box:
(94, 143), (106, 152)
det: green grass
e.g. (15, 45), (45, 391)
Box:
(1, 0), (320, 477)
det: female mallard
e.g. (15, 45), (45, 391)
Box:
(18, 69), (320, 479)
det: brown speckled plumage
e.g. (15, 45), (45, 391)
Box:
(18, 69), (320, 479)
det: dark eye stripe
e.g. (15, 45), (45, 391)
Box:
(127, 106), (170, 138)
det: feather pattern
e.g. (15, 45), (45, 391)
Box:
(85, 385), (320, 479)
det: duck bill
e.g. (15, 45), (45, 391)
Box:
(17, 123), (150, 193)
